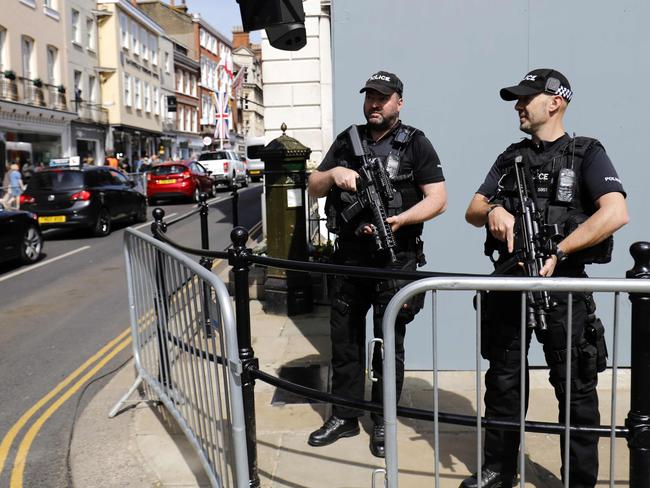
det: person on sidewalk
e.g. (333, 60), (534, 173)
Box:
(463, 69), (629, 488)
(2, 163), (26, 210)
(307, 70), (447, 458)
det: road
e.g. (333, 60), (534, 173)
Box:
(0, 183), (263, 487)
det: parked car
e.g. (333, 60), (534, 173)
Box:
(0, 207), (43, 264)
(19, 165), (147, 237)
(245, 136), (265, 182)
(197, 150), (247, 189)
(146, 160), (215, 204)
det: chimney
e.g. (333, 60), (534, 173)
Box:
(232, 26), (250, 50)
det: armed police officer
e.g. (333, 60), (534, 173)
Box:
(307, 70), (447, 457)
(463, 69), (628, 488)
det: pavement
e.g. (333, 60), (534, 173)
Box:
(70, 291), (633, 487)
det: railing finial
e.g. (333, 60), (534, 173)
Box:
(627, 242), (650, 279)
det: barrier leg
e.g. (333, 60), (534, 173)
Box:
(229, 226), (260, 487)
(626, 241), (650, 488)
(109, 375), (143, 418)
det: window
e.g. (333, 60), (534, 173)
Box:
(86, 17), (95, 50)
(46, 45), (58, 84)
(178, 105), (184, 131)
(131, 21), (139, 55)
(71, 9), (80, 44)
(184, 71), (190, 94)
(21, 36), (34, 79)
(153, 87), (159, 115)
(134, 78), (141, 109)
(200, 28), (205, 47)
(140, 28), (148, 61)
(164, 52), (170, 74)
(124, 73), (132, 106)
(88, 75), (96, 103)
(119, 14), (128, 49)
(185, 105), (191, 130)
(74, 70), (82, 101)
(150, 35), (158, 65)
(191, 75), (196, 96)
(175, 69), (182, 91)
(191, 108), (197, 132)
(144, 82), (150, 112)
(0, 27), (8, 73)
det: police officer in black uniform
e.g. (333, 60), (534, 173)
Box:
(307, 70), (447, 457)
(463, 69), (629, 488)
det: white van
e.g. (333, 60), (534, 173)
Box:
(245, 136), (266, 183)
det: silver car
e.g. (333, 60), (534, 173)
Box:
(198, 150), (248, 189)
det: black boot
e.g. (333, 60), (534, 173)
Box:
(459, 468), (516, 488)
(308, 416), (360, 447)
(369, 423), (385, 458)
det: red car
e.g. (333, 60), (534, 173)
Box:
(146, 160), (215, 204)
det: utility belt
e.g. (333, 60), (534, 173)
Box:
(336, 234), (426, 267)
(481, 292), (608, 382)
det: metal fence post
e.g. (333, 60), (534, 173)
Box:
(228, 226), (260, 488)
(626, 241), (650, 488)
(198, 192), (214, 337)
(151, 208), (172, 389)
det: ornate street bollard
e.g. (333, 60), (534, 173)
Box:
(260, 123), (312, 315)
(626, 241), (650, 487)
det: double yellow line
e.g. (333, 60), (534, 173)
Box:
(0, 328), (132, 487)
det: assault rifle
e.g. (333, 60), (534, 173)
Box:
(339, 125), (398, 263)
(492, 155), (562, 331)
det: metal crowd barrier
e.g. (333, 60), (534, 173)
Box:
(113, 228), (249, 488)
(125, 198), (650, 488)
(381, 272), (650, 488)
(125, 172), (148, 196)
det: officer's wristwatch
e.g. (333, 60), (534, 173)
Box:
(554, 248), (569, 263)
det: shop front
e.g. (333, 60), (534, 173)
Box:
(71, 122), (106, 166)
(108, 125), (162, 171)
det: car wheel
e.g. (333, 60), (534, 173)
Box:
(193, 187), (201, 202)
(148, 197), (157, 205)
(209, 183), (216, 198)
(93, 208), (112, 237)
(135, 200), (147, 223)
(241, 174), (249, 188)
(20, 225), (43, 264)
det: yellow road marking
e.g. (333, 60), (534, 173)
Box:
(10, 335), (132, 488)
(0, 328), (130, 476)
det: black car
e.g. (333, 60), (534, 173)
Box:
(19, 166), (147, 237)
(0, 208), (43, 264)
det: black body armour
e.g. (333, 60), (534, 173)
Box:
(487, 136), (613, 266)
(325, 124), (424, 238)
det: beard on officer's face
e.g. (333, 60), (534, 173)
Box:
(365, 109), (395, 131)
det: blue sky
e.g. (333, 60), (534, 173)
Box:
(184, 0), (262, 43)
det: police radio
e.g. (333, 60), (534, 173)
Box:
(554, 134), (577, 204)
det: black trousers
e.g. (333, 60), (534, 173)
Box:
(328, 243), (422, 421)
(482, 289), (601, 488)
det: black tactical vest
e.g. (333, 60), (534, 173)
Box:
(487, 136), (613, 265)
(325, 123), (424, 238)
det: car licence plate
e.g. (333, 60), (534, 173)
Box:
(249, 170), (261, 175)
(39, 215), (66, 224)
(158, 179), (176, 184)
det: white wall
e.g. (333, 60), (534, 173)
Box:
(261, 0), (332, 166)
